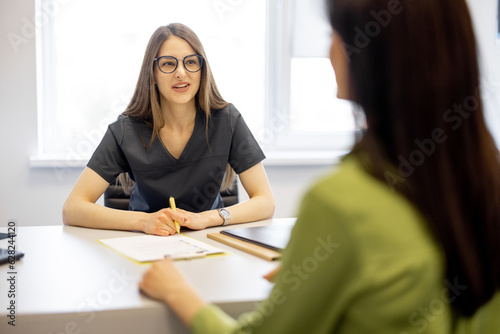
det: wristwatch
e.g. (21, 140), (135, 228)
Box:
(218, 208), (230, 226)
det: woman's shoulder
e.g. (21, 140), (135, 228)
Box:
(303, 152), (434, 247)
(209, 103), (244, 130)
(105, 115), (152, 143)
(302, 153), (425, 229)
(112, 114), (150, 125)
(298, 152), (441, 277)
(109, 114), (151, 130)
(211, 103), (239, 117)
(305, 154), (373, 198)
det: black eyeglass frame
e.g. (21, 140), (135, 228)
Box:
(153, 54), (204, 74)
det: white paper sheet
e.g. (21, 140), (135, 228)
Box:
(99, 234), (224, 262)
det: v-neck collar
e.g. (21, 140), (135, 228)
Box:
(158, 110), (202, 163)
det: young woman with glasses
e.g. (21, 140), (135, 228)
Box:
(63, 23), (275, 235)
(139, 0), (500, 332)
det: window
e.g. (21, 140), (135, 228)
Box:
(263, 0), (358, 153)
(35, 0), (357, 167)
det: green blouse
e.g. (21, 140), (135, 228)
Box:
(191, 154), (500, 333)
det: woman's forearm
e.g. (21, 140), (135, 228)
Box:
(62, 198), (148, 231)
(192, 193), (275, 230)
(163, 283), (207, 326)
(223, 194), (275, 225)
(139, 259), (207, 327)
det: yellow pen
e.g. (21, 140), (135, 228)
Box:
(169, 196), (181, 234)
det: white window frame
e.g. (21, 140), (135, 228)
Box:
(263, 0), (361, 160)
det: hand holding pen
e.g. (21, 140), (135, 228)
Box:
(169, 196), (181, 234)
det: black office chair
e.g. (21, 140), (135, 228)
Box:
(104, 178), (239, 210)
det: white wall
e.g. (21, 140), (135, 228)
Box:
(1, 0), (499, 227)
(0, 0), (79, 227)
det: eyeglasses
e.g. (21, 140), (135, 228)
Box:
(154, 54), (204, 74)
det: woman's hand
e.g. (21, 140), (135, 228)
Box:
(142, 208), (221, 235)
(139, 258), (184, 302)
(141, 208), (187, 236)
(139, 259), (206, 326)
(177, 209), (222, 230)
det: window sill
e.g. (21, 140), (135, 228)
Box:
(29, 155), (89, 168)
(30, 150), (349, 169)
(263, 150), (348, 167)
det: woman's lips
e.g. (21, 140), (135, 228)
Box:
(172, 82), (190, 92)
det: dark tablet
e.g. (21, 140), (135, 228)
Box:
(221, 222), (295, 252)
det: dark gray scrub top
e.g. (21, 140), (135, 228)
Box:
(87, 104), (265, 213)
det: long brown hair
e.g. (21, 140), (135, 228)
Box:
(120, 23), (235, 191)
(328, 0), (500, 316)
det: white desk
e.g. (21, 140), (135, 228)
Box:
(0, 218), (295, 334)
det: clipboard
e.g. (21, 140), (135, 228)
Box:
(99, 234), (225, 262)
(207, 232), (282, 261)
